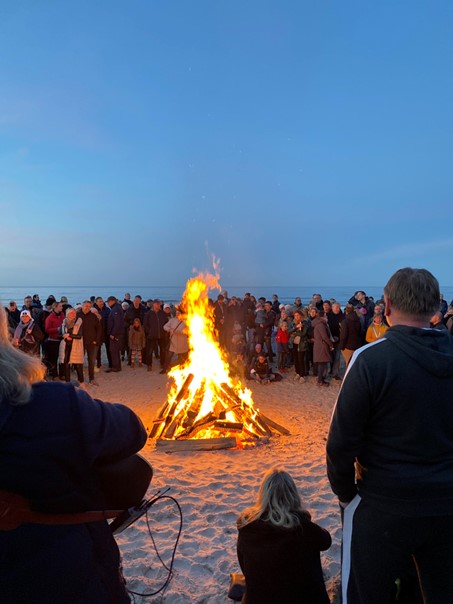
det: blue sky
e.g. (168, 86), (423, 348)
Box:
(1, 1), (452, 287)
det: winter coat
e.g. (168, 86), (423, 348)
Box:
(0, 381), (147, 603)
(128, 325), (146, 350)
(312, 317), (333, 363)
(339, 312), (363, 351)
(143, 309), (168, 339)
(45, 311), (64, 340)
(107, 303), (125, 338)
(163, 317), (189, 354)
(289, 320), (309, 352)
(77, 310), (101, 347)
(59, 318), (84, 365)
(15, 321), (44, 356)
(237, 512), (331, 604)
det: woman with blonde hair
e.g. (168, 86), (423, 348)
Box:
(236, 468), (331, 603)
(0, 303), (147, 603)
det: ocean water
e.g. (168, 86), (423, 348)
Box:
(2, 284), (453, 309)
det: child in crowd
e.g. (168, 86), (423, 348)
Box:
(250, 353), (275, 385)
(254, 304), (266, 329)
(236, 468), (331, 603)
(275, 321), (290, 372)
(128, 318), (146, 367)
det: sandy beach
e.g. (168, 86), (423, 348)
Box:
(90, 364), (342, 603)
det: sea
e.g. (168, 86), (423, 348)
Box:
(2, 284), (453, 309)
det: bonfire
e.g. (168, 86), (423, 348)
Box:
(149, 273), (288, 451)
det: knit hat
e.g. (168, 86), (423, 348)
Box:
(20, 310), (32, 319)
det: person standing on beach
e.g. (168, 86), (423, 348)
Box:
(78, 300), (101, 384)
(105, 296), (124, 372)
(326, 267), (453, 604)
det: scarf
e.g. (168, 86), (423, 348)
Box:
(14, 319), (35, 343)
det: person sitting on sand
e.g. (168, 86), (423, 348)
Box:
(236, 468), (331, 604)
(250, 353), (276, 385)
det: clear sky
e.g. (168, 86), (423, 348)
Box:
(1, 1), (452, 287)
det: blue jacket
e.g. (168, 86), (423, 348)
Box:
(107, 302), (125, 338)
(0, 382), (147, 603)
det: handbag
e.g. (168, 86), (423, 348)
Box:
(228, 573), (246, 601)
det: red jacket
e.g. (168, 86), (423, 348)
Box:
(276, 328), (289, 344)
(45, 311), (64, 339)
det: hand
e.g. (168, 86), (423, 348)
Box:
(110, 335), (115, 340)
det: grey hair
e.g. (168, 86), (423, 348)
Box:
(237, 468), (309, 529)
(0, 303), (46, 406)
(384, 267), (439, 318)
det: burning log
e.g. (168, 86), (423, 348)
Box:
(163, 381), (206, 439)
(149, 373), (195, 439)
(180, 411), (216, 438)
(156, 437), (238, 452)
(213, 421), (243, 432)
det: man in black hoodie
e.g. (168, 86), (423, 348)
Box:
(326, 267), (453, 604)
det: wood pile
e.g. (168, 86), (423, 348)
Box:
(149, 373), (289, 451)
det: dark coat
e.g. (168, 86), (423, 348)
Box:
(124, 304), (145, 329)
(143, 309), (168, 339)
(312, 317), (333, 363)
(0, 382), (147, 603)
(237, 513), (331, 604)
(107, 302), (125, 338)
(77, 310), (101, 347)
(340, 312), (363, 351)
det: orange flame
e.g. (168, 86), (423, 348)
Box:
(164, 272), (259, 441)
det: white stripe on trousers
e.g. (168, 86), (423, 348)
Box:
(342, 494), (362, 604)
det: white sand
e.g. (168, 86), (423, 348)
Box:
(91, 366), (342, 603)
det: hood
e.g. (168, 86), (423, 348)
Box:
(385, 325), (453, 378)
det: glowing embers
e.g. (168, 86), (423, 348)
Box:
(149, 273), (288, 451)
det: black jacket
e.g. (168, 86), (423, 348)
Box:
(327, 326), (453, 515)
(0, 382), (146, 602)
(77, 310), (101, 346)
(237, 513), (331, 604)
(339, 311), (363, 351)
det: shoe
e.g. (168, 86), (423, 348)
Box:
(333, 376), (342, 381)
(147, 366), (152, 372)
(105, 368), (121, 373)
(159, 369), (167, 374)
(299, 376), (307, 383)
(94, 367), (100, 373)
(89, 379), (99, 386)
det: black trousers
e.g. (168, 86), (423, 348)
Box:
(84, 343), (97, 381)
(146, 338), (166, 368)
(342, 496), (452, 603)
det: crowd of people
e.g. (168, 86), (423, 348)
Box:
(4, 288), (452, 388)
(1, 268), (453, 602)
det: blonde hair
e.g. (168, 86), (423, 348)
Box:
(0, 303), (46, 406)
(237, 468), (310, 529)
